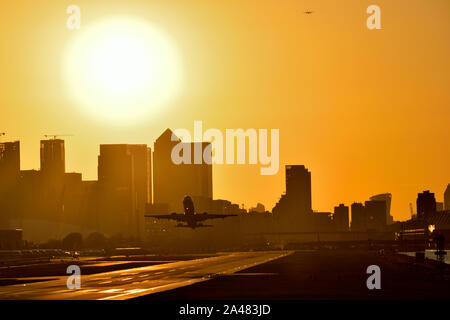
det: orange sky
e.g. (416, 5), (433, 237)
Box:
(1, 0), (449, 221)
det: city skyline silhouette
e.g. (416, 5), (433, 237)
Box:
(1, 0), (449, 222)
(1, 130), (449, 245)
(0, 0), (449, 304)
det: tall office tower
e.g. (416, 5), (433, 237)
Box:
(0, 141), (20, 177)
(370, 193), (393, 224)
(364, 200), (387, 231)
(39, 139), (66, 224)
(61, 172), (85, 228)
(153, 129), (212, 213)
(285, 165), (312, 214)
(416, 190), (436, 217)
(445, 184), (450, 211)
(350, 202), (365, 232)
(272, 165), (313, 232)
(333, 204), (349, 232)
(97, 144), (151, 239)
(436, 202), (444, 212)
(182, 142), (212, 212)
(153, 129), (180, 213)
(40, 139), (65, 178)
(16, 169), (67, 243)
(18, 170), (42, 220)
(0, 141), (20, 228)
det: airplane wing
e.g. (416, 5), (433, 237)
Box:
(193, 213), (238, 222)
(144, 213), (188, 222)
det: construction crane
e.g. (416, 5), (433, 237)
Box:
(44, 134), (74, 140)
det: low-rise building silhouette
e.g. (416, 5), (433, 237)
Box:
(334, 204), (349, 232)
(444, 184), (450, 211)
(417, 190), (436, 217)
(350, 200), (387, 232)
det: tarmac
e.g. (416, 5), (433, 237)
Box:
(138, 249), (450, 300)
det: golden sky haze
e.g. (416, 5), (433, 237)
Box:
(1, 0), (449, 220)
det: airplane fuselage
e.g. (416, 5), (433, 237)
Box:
(182, 196), (203, 228)
(183, 196), (195, 216)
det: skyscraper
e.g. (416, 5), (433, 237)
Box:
(350, 200), (387, 232)
(445, 184), (450, 211)
(272, 165), (313, 232)
(0, 141), (20, 176)
(364, 200), (387, 231)
(11, 140), (95, 242)
(416, 190), (436, 217)
(285, 165), (312, 214)
(153, 129), (212, 213)
(39, 139), (66, 224)
(350, 202), (365, 232)
(0, 141), (20, 228)
(97, 144), (151, 239)
(370, 193), (393, 224)
(40, 139), (65, 178)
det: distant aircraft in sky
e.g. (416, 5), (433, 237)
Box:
(304, 11), (314, 14)
(145, 196), (237, 229)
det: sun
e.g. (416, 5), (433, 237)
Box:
(63, 17), (183, 125)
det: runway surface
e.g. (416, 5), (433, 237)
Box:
(0, 251), (291, 300)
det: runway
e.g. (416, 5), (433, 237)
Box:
(0, 251), (291, 300)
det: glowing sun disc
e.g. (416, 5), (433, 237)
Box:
(62, 16), (183, 125)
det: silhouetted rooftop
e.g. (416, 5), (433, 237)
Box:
(156, 128), (180, 143)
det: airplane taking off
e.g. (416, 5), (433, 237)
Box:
(145, 196), (238, 229)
